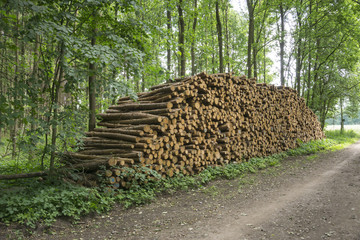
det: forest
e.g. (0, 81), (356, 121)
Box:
(0, 0), (360, 174)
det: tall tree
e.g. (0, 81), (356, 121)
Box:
(167, 0), (172, 75)
(225, 2), (230, 72)
(278, 3), (286, 86)
(178, 0), (186, 77)
(294, 0), (304, 95)
(88, 11), (97, 132)
(215, 0), (223, 73)
(191, 0), (198, 75)
(246, 0), (256, 78)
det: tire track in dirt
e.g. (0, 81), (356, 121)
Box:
(194, 141), (360, 240)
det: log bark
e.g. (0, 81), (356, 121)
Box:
(0, 171), (48, 180)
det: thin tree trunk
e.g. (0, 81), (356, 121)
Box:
(320, 99), (327, 130)
(191, 0), (197, 75)
(295, 1), (303, 96)
(309, 1), (320, 110)
(178, 0), (185, 77)
(19, 18), (26, 141)
(141, 75), (145, 92)
(28, 34), (40, 162)
(49, 66), (62, 171)
(301, 68), (306, 97)
(215, 0), (223, 73)
(246, 0), (254, 78)
(167, 1), (172, 75)
(295, 33), (302, 95)
(263, 28), (266, 83)
(279, 3), (285, 86)
(225, 3), (230, 72)
(310, 37), (320, 109)
(253, 45), (257, 79)
(306, 53), (311, 105)
(205, 16), (208, 72)
(340, 98), (344, 134)
(10, 13), (19, 159)
(306, 0), (312, 106)
(88, 14), (97, 132)
(49, 43), (65, 171)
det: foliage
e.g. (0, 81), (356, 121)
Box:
(0, 0), (145, 170)
(0, 179), (114, 228)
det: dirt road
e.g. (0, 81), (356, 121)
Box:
(138, 142), (360, 240)
(3, 142), (360, 240)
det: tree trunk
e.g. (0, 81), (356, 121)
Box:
(263, 28), (266, 83)
(340, 98), (344, 134)
(88, 15), (97, 132)
(306, 53), (311, 106)
(279, 3), (285, 86)
(191, 0), (198, 75)
(319, 91), (327, 130)
(295, 1), (303, 96)
(246, 0), (254, 78)
(253, 45), (257, 79)
(225, 3), (230, 72)
(215, 0), (223, 73)
(310, 1), (320, 110)
(167, 1), (172, 75)
(49, 44), (64, 171)
(310, 37), (320, 110)
(295, 33), (302, 95)
(141, 75), (145, 92)
(10, 13), (19, 159)
(306, 0), (312, 106)
(28, 34), (40, 162)
(177, 0), (185, 77)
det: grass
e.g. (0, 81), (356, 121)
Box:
(0, 130), (359, 228)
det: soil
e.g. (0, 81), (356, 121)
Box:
(1, 141), (360, 240)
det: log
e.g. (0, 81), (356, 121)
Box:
(108, 102), (173, 111)
(0, 171), (48, 180)
(103, 116), (166, 125)
(98, 112), (156, 121)
(92, 128), (145, 136)
(78, 149), (131, 155)
(85, 131), (138, 142)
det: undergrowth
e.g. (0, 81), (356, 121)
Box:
(0, 130), (358, 228)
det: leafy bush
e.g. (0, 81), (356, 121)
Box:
(0, 180), (114, 228)
(116, 187), (156, 209)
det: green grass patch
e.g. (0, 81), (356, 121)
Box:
(0, 130), (358, 228)
(200, 185), (219, 197)
(306, 154), (318, 160)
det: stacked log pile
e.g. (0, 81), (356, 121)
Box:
(62, 72), (324, 188)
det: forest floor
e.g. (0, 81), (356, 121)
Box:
(2, 141), (360, 240)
